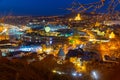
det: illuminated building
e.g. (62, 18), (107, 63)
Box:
(91, 28), (105, 36)
(99, 38), (120, 59)
(0, 25), (9, 40)
(69, 13), (82, 21)
(95, 22), (101, 27)
(104, 20), (120, 26)
(45, 24), (68, 32)
(74, 14), (82, 21)
(57, 29), (74, 37)
(109, 32), (115, 39)
(57, 48), (66, 64)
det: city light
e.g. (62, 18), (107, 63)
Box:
(45, 26), (51, 32)
(72, 72), (77, 76)
(72, 72), (83, 77)
(0, 0), (120, 79)
(109, 32), (115, 39)
(74, 14), (82, 21)
(52, 70), (65, 75)
(78, 73), (82, 76)
(52, 70), (57, 73)
(91, 71), (99, 80)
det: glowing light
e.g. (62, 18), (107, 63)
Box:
(77, 63), (80, 66)
(20, 46), (41, 52)
(78, 73), (82, 76)
(74, 14), (82, 21)
(72, 72), (77, 76)
(79, 44), (84, 49)
(45, 48), (52, 54)
(58, 72), (62, 75)
(91, 71), (99, 79)
(52, 70), (65, 75)
(49, 37), (53, 44)
(45, 26), (51, 32)
(69, 18), (72, 21)
(0, 28), (7, 35)
(72, 72), (82, 77)
(20, 48), (32, 52)
(99, 38), (120, 58)
(69, 37), (81, 45)
(109, 32), (115, 39)
(95, 22), (101, 27)
(36, 47), (43, 54)
(52, 70), (56, 73)
(2, 53), (6, 57)
(89, 38), (96, 42)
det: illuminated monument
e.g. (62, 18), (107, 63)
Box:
(69, 13), (82, 21)
(74, 14), (82, 21)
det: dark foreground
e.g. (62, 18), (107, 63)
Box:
(0, 55), (120, 80)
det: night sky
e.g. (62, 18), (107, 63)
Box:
(0, 0), (119, 16)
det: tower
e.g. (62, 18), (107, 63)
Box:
(57, 48), (66, 60)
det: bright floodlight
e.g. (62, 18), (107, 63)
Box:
(72, 72), (77, 76)
(78, 73), (82, 76)
(58, 72), (62, 75)
(52, 70), (56, 73)
(2, 53), (6, 57)
(91, 71), (99, 79)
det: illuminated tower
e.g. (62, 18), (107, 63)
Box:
(74, 14), (82, 21)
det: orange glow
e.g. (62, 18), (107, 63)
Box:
(109, 32), (115, 39)
(0, 27), (4, 32)
(70, 57), (86, 72)
(95, 22), (100, 27)
(74, 14), (82, 21)
(99, 38), (120, 58)
(69, 18), (72, 21)
(0, 35), (9, 40)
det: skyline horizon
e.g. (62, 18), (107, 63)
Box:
(0, 0), (120, 16)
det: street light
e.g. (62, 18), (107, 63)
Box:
(91, 70), (99, 80)
(72, 72), (77, 76)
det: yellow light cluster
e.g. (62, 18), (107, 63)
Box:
(74, 14), (82, 21)
(99, 38), (120, 58)
(0, 35), (9, 40)
(109, 32), (115, 39)
(70, 57), (86, 72)
(69, 13), (82, 21)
